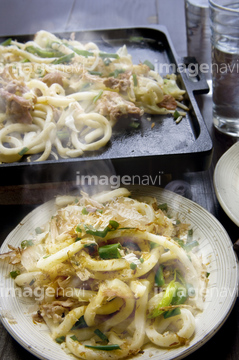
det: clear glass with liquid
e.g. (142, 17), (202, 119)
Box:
(185, 0), (211, 74)
(210, 1), (239, 136)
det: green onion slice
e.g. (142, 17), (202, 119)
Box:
(99, 52), (119, 59)
(52, 52), (75, 64)
(99, 243), (122, 259)
(10, 270), (20, 279)
(21, 239), (34, 249)
(1, 38), (12, 46)
(55, 336), (65, 344)
(18, 147), (29, 156)
(85, 344), (121, 351)
(93, 90), (103, 103)
(94, 329), (109, 343)
(143, 59), (154, 70)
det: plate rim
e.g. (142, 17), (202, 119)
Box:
(214, 141), (239, 227)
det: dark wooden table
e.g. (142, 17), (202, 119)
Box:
(0, 1), (238, 359)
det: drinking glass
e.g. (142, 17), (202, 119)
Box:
(209, 0), (239, 136)
(185, 0), (211, 74)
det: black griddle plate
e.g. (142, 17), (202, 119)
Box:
(0, 26), (213, 185)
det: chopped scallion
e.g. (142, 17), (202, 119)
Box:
(143, 59), (154, 70)
(89, 70), (103, 76)
(99, 52), (119, 59)
(52, 52), (75, 64)
(93, 90), (103, 103)
(21, 239), (34, 249)
(109, 69), (125, 78)
(0, 38), (12, 46)
(82, 207), (89, 215)
(85, 344), (121, 351)
(99, 243), (122, 259)
(18, 147), (29, 156)
(173, 110), (181, 120)
(155, 265), (165, 287)
(55, 336), (65, 344)
(132, 73), (137, 86)
(71, 315), (88, 330)
(10, 270), (20, 279)
(158, 203), (168, 211)
(94, 329), (109, 343)
(73, 49), (93, 57)
(26, 45), (63, 58)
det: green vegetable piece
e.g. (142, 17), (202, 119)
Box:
(71, 315), (88, 330)
(174, 238), (199, 252)
(18, 147), (29, 156)
(132, 73), (137, 86)
(96, 209), (103, 214)
(85, 344), (121, 351)
(76, 224), (82, 233)
(143, 59), (154, 70)
(109, 69), (125, 78)
(103, 58), (112, 66)
(55, 336), (65, 344)
(99, 243), (122, 259)
(10, 270), (20, 279)
(155, 265), (165, 287)
(94, 329), (109, 343)
(99, 52), (119, 59)
(93, 90), (103, 103)
(173, 110), (181, 120)
(35, 227), (43, 234)
(82, 207), (89, 215)
(26, 45), (63, 58)
(158, 203), (168, 211)
(109, 220), (119, 229)
(89, 70), (103, 76)
(150, 241), (159, 249)
(52, 52), (75, 64)
(73, 48), (93, 57)
(84, 220), (119, 238)
(183, 240), (199, 252)
(130, 262), (137, 270)
(173, 237), (185, 247)
(171, 282), (188, 305)
(148, 279), (176, 318)
(21, 240), (34, 249)
(70, 335), (79, 341)
(187, 229), (193, 243)
(163, 307), (181, 319)
(1, 38), (12, 46)
(129, 121), (140, 129)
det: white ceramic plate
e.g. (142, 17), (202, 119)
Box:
(214, 141), (239, 227)
(0, 185), (238, 360)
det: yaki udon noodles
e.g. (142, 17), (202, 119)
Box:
(0, 30), (187, 163)
(0, 187), (208, 360)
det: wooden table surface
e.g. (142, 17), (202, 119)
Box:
(0, 1), (238, 359)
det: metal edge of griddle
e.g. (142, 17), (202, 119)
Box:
(0, 25), (213, 186)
